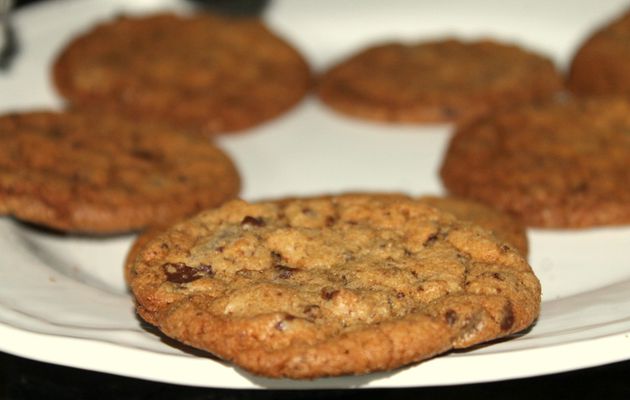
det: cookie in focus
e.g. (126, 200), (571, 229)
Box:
(129, 195), (541, 378)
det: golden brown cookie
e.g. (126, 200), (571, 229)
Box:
(0, 110), (240, 234)
(53, 12), (311, 135)
(129, 195), (540, 378)
(440, 97), (630, 228)
(317, 39), (563, 125)
(567, 9), (630, 96)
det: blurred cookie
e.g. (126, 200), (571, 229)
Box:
(568, 9), (630, 96)
(0, 110), (240, 234)
(53, 12), (310, 135)
(317, 39), (562, 124)
(129, 195), (540, 378)
(440, 97), (630, 228)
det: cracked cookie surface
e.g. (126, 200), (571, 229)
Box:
(440, 97), (630, 228)
(129, 195), (540, 378)
(53, 12), (310, 135)
(0, 110), (240, 233)
(124, 194), (529, 285)
(317, 39), (562, 125)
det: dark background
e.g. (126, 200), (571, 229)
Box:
(1, 351), (630, 399)
(3, 0), (630, 398)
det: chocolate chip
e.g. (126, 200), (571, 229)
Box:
(271, 251), (283, 262)
(162, 262), (214, 283)
(500, 302), (515, 331)
(492, 272), (504, 281)
(132, 149), (158, 161)
(500, 244), (511, 253)
(274, 314), (296, 331)
(241, 215), (265, 227)
(303, 305), (321, 320)
(571, 181), (589, 193)
(396, 292), (405, 299)
(445, 309), (458, 326)
(423, 231), (440, 246)
(325, 216), (336, 227)
(301, 207), (315, 216)
(321, 287), (340, 300)
(275, 264), (299, 279)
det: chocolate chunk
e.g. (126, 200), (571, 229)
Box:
(321, 287), (340, 300)
(301, 207), (316, 216)
(423, 231), (440, 246)
(162, 262), (214, 283)
(274, 314), (296, 331)
(241, 215), (265, 227)
(492, 272), (504, 281)
(500, 302), (515, 331)
(303, 304), (321, 320)
(270, 251), (283, 262)
(275, 264), (299, 279)
(445, 309), (458, 326)
(132, 149), (158, 161)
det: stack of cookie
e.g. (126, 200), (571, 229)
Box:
(6, 3), (629, 382)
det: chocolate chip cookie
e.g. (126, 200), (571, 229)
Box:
(0, 110), (240, 234)
(567, 9), (630, 96)
(317, 39), (563, 125)
(440, 96), (630, 228)
(53, 12), (311, 135)
(129, 195), (540, 378)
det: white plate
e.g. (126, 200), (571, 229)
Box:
(1, 0), (630, 389)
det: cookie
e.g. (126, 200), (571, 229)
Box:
(53, 12), (311, 135)
(0, 110), (240, 234)
(439, 97), (630, 228)
(129, 195), (540, 378)
(317, 39), (563, 125)
(123, 194), (529, 286)
(567, 9), (630, 96)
